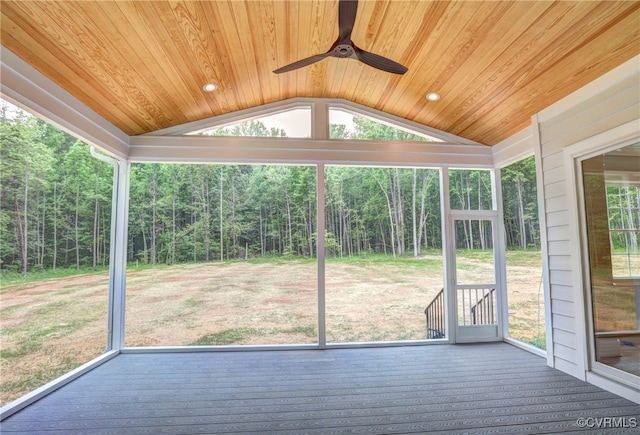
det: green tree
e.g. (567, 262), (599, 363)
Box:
(501, 156), (539, 250)
(0, 109), (52, 275)
(62, 142), (112, 269)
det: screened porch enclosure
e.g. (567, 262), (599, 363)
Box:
(114, 106), (511, 349)
(119, 155), (519, 348)
(122, 162), (475, 347)
(2, 0), (639, 425)
(1, 98), (554, 417)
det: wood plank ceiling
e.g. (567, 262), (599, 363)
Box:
(1, 1), (639, 145)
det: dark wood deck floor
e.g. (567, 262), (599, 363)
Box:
(2, 343), (639, 434)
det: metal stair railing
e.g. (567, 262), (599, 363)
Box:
(424, 288), (445, 339)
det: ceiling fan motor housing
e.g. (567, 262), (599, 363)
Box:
(334, 44), (356, 59)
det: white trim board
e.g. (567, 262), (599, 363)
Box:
(0, 350), (119, 421)
(128, 135), (493, 166)
(532, 113), (555, 367)
(492, 126), (534, 168)
(0, 47), (130, 158)
(587, 372), (640, 404)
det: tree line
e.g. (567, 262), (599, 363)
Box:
(1, 104), (114, 276)
(1, 102), (541, 276)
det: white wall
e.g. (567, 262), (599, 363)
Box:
(533, 55), (640, 395)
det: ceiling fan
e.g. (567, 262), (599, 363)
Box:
(273, 0), (408, 75)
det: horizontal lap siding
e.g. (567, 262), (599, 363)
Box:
(545, 196), (568, 213)
(547, 240), (571, 256)
(553, 328), (577, 348)
(544, 180), (566, 199)
(549, 255), (572, 271)
(550, 284), (574, 303)
(552, 299), (575, 318)
(537, 71), (640, 378)
(548, 270), (573, 286)
(546, 226), (571, 242)
(551, 313), (575, 333)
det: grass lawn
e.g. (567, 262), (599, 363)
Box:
(0, 250), (546, 406)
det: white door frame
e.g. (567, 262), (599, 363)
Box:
(448, 211), (504, 343)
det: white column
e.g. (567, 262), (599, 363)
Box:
(440, 167), (455, 343)
(110, 159), (131, 350)
(317, 163), (326, 348)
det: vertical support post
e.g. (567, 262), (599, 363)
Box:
(312, 101), (329, 140)
(317, 163), (326, 348)
(532, 113), (554, 367)
(441, 167), (455, 341)
(110, 159), (130, 350)
(493, 168), (508, 340)
(90, 148), (116, 351)
(90, 147), (125, 352)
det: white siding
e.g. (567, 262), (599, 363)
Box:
(547, 240), (571, 256)
(551, 284), (575, 302)
(553, 329), (577, 349)
(543, 181), (565, 200)
(534, 56), (640, 380)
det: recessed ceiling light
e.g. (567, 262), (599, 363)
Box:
(203, 83), (218, 92)
(426, 92), (441, 101)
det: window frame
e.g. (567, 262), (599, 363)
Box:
(565, 121), (640, 389)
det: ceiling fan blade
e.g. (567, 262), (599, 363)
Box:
(353, 46), (408, 75)
(339, 0), (358, 41)
(273, 53), (329, 74)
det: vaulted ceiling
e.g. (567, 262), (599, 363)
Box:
(1, 1), (639, 145)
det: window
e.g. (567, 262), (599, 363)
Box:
(582, 142), (639, 377)
(606, 185), (640, 278)
(328, 108), (441, 142)
(195, 107), (311, 138)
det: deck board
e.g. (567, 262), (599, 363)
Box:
(2, 343), (639, 434)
